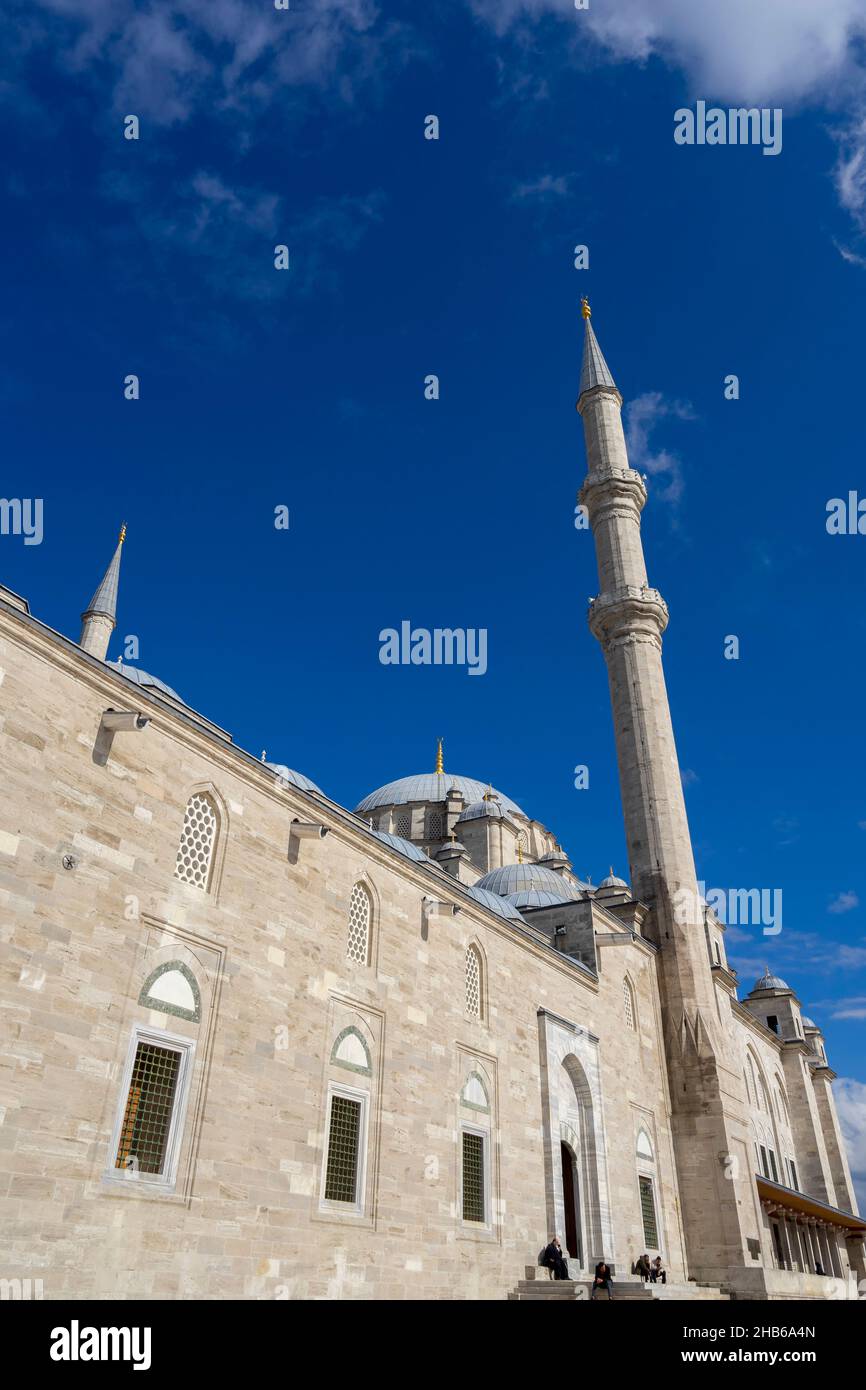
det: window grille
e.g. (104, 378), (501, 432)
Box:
(174, 793), (218, 889)
(462, 1131), (485, 1222)
(623, 979), (635, 1030)
(639, 1175), (658, 1248)
(466, 946), (481, 1018)
(347, 883), (371, 964)
(324, 1094), (361, 1203)
(428, 810), (444, 839)
(395, 810), (412, 839)
(115, 1042), (181, 1175)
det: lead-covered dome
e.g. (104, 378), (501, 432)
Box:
(751, 971), (790, 993)
(107, 659), (184, 703)
(355, 774), (524, 817)
(265, 762), (323, 795)
(476, 862), (582, 909)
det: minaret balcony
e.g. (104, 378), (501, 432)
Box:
(579, 467), (648, 520)
(587, 585), (669, 646)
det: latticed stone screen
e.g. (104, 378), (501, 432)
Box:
(115, 1042), (181, 1174)
(324, 1094), (361, 1203)
(347, 883), (371, 964)
(639, 1176), (658, 1247)
(395, 810), (412, 839)
(465, 946), (481, 1018)
(428, 811), (444, 839)
(174, 793), (218, 889)
(623, 979), (635, 1030)
(462, 1131), (485, 1222)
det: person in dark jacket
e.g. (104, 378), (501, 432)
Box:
(541, 1236), (569, 1280)
(592, 1261), (613, 1299)
(635, 1253), (651, 1282)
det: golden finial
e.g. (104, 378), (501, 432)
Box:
(435, 737), (444, 776)
(483, 783), (493, 802)
(119, 521), (127, 545)
(581, 297), (592, 320)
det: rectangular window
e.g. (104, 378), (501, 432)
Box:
(759, 1144), (769, 1179)
(462, 1131), (486, 1223)
(106, 1026), (194, 1192)
(767, 1014), (779, 1034)
(789, 1160), (799, 1191)
(324, 1093), (362, 1204)
(768, 1149), (779, 1183)
(639, 1176), (658, 1248)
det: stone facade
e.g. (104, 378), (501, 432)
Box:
(0, 312), (862, 1301)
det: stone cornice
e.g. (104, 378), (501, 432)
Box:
(588, 585), (669, 647)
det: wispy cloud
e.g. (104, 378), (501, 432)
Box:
(511, 173), (574, 201)
(624, 392), (695, 507)
(829, 996), (866, 1019)
(680, 767), (699, 788)
(828, 890), (860, 915)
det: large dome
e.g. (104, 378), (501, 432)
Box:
(355, 774), (524, 817)
(476, 863), (582, 909)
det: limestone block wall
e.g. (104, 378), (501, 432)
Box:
(0, 608), (684, 1300)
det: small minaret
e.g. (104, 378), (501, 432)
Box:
(79, 524), (125, 661)
(576, 301), (756, 1290)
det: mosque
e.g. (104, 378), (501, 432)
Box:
(0, 306), (862, 1300)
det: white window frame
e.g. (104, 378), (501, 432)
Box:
(319, 1082), (369, 1217)
(459, 1122), (491, 1230)
(103, 1024), (195, 1196)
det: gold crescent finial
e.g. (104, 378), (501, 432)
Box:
(581, 297), (592, 320)
(119, 521), (127, 544)
(435, 737), (444, 775)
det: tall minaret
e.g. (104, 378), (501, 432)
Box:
(79, 524), (125, 661)
(576, 301), (757, 1290)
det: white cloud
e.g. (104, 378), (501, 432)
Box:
(511, 173), (573, 201)
(831, 997), (866, 1020)
(624, 391), (694, 506)
(828, 890), (860, 915)
(835, 1077), (866, 1212)
(470, 0), (866, 105)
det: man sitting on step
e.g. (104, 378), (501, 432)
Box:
(540, 1236), (569, 1280)
(591, 1261), (614, 1299)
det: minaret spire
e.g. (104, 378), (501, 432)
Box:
(576, 305), (757, 1292)
(79, 523), (125, 661)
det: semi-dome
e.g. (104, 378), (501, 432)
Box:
(107, 659), (183, 703)
(463, 884), (526, 922)
(751, 971), (790, 993)
(265, 762), (323, 795)
(356, 773), (524, 817)
(476, 862), (582, 910)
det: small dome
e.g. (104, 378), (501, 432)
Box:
(107, 659), (183, 703)
(801, 1016), (819, 1030)
(463, 884), (525, 922)
(476, 862), (582, 909)
(599, 869), (628, 890)
(370, 829), (438, 866)
(457, 799), (505, 823)
(355, 773), (524, 817)
(266, 762), (323, 795)
(752, 971), (790, 993)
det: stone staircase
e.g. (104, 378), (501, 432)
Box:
(508, 1265), (728, 1301)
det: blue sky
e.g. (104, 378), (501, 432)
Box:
(2, 1), (866, 1197)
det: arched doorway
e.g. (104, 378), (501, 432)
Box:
(560, 1142), (582, 1263)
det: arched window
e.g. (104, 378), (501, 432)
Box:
(347, 883), (371, 965)
(623, 978), (636, 1031)
(174, 792), (218, 890)
(465, 945), (482, 1019)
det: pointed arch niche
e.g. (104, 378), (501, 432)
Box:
(538, 1010), (613, 1274)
